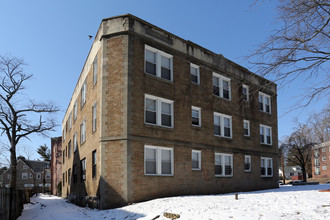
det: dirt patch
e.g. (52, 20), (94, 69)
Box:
(318, 189), (330, 192)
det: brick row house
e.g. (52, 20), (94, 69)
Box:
(61, 14), (279, 209)
(312, 141), (330, 178)
(0, 156), (51, 191)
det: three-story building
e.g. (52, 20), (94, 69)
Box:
(61, 14), (279, 209)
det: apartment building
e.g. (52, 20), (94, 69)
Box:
(312, 141), (330, 178)
(51, 137), (62, 195)
(1, 156), (51, 191)
(61, 14), (279, 209)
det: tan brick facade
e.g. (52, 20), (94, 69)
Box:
(61, 14), (279, 209)
(312, 142), (330, 178)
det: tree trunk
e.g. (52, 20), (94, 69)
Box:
(302, 167), (307, 182)
(9, 144), (17, 220)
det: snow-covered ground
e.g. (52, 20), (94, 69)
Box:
(18, 184), (330, 220)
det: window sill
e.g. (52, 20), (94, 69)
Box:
(145, 72), (174, 84)
(144, 174), (174, 177)
(144, 123), (174, 130)
(213, 94), (231, 102)
(245, 170), (251, 173)
(192, 168), (201, 171)
(214, 134), (232, 139)
(190, 81), (200, 85)
(259, 110), (271, 115)
(261, 176), (273, 178)
(215, 175), (233, 178)
(260, 142), (272, 146)
(192, 124), (201, 128)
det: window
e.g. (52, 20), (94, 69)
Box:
(22, 173), (28, 179)
(23, 165), (27, 169)
(190, 63), (200, 84)
(37, 173), (41, 179)
(245, 155), (251, 172)
(63, 150), (65, 164)
(322, 148), (326, 152)
(73, 133), (77, 152)
(73, 164), (77, 184)
(192, 106), (201, 127)
(144, 145), (174, 176)
(242, 84), (249, 101)
(92, 103), (97, 132)
(46, 172), (51, 179)
(145, 94), (174, 128)
(92, 150), (96, 179)
(243, 120), (250, 136)
(68, 140), (71, 158)
(81, 80), (87, 108)
(69, 113), (72, 130)
(81, 158), (86, 182)
(261, 157), (273, 177)
(29, 173), (33, 179)
(260, 124), (272, 145)
(315, 158), (320, 166)
(80, 119), (86, 144)
(215, 153), (233, 177)
(315, 167), (320, 175)
(322, 157), (326, 161)
(63, 129), (65, 141)
(145, 45), (173, 81)
(73, 100), (77, 121)
(214, 112), (232, 138)
(7, 174), (10, 180)
(68, 168), (71, 185)
(212, 73), (231, 100)
(93, 56), (98, 86)
(259, 92), (271, 113)
(65, 171), (67, 184)
(192, 150), (201, 170)
(322, 166), (327, 171)
(63, 173), (65, 186)
(314, 150), (319, 158)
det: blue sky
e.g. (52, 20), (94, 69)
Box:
(0, 0), (328, 161)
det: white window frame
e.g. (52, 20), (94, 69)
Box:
(322, 166), (327, 170)
(92, 102), (97, 132)
(243, 120), (250, 137)
(22, 173), (28, 179)
(81, 80), (87, 108)
(322, 156), (326, 161)
(259, 92), (271, 114)
(191, 106), (201, 127)
(214, 112), (232, 138)
(145, 45), (173, 81)
(190, 63), (200, 84)
(322, 148), (326, 152)
(242, 84), (249, 101)
(144, 94), (174, 128)
(144, 145), (174, 176)
(93, 55), (98, 86)
(80, 119), (86, 144)
(73, 100), (77, 121)
(315, 167), (320, 175)
(68, 112), (72, 130)
(215, 153), (233, 177)
(73, 132), (78, 152)
(192, 150), (201, 170)
(212, 72), (231, 100)
(260, 124), (272, 145)
(245, 155), (251, 172)
(261, 157), (273, 177)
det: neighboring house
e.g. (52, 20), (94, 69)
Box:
(61, 14), (279, 209)
(51, 136), (62, 195)
(312, 141), (330, 178)
(279, 166), (303, 180)
(0, 168), (7, 187)
(1, 156), (51, 191)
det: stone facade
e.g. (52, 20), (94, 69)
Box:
(1, 157), (51, 191)
(51, 137), (62, 195)
(312, 141), (330, 178)
(61, 14), (279, 209)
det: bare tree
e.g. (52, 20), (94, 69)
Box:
(249, 0), (330, 108)
(0, 55), (58, 219)
(283, 123), (315, 182)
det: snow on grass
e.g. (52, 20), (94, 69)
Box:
(18, 184), (330, 220)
